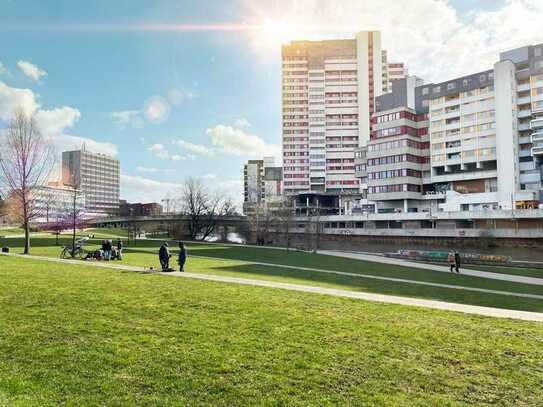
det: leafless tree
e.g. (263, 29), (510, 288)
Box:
(0, 110), (54, 254)
(62, 188), (86, 257)
(179, 178), (235, 241)
(275, 196), (295, 251)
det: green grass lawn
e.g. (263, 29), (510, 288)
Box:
(0, 255), (543, 405)
(4, 236), (543, 313)
(0, 227), (24, 236)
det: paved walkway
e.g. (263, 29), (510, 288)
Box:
(2, 252), (543, 322)
(317, 250), (543, 286)
(169, 240), (543, 286)
(189, 255), (543, 300)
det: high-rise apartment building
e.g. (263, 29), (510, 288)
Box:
(282, 31), (398, 195)
(381, 51), (409, 93)
(366, 77), (430, 213)
(243, 159), (264, 215)
(243, 157), (283, 215)
(61, 148), (120, 216)
(353, 42), (543, 213)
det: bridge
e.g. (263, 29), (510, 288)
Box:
(89, 214), (247, 228)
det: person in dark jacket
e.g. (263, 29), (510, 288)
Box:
(116, 239), (123, 260)
(454, 251), (461, 273)
(159, 242), (170, 271)
(178, 242), (187, 272)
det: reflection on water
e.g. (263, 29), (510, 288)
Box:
(203, 232), (246, 244)
(197, 231), (541, 263)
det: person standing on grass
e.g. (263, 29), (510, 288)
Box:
(159, 242), (170, 271)
(448, 251), (455, 272)
(454, 250), (461, 273)
(178, 241), (187, 272)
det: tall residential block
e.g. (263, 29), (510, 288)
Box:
(281, 31), (401, 196)
(353, 42), (543, 214)
(61, 148), (120, 216)
(243, 159), (264, 215)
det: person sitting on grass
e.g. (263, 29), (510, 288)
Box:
(178, 241), (187, 272)
(159, 242), (170, 271)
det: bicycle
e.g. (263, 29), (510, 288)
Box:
(60, 238), (89, 259)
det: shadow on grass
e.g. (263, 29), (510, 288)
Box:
(206, 263), (543, 313)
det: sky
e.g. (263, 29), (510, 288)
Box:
(1, 0), (543, 207)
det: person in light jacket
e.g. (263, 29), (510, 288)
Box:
(448, 252), (455, 272)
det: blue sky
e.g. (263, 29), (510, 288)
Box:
(0, 0), (540, 205)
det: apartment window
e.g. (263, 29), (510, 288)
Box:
(433, 86), (441, 93)
(447, 82), (456, 91)
(462, 79), (470, 87)
(480, 74), (486, 82)
(422, 87), (429, 95)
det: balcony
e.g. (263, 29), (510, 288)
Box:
(530, 117), (543, 130)
(517, 96), (531, 105)
(517, 83), (530, 92)
(531, 131), (543, 143)
(518, 110), (532, 119)
(532, 146), (543, 156)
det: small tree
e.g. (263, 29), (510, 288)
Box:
(0, 110), (54, 254)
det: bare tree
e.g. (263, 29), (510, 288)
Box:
(275, 196), (295, 251)
(0, 110), (54, 254)
(179, 178), (235, 241)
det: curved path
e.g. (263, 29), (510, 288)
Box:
(2, 252), (543, 322)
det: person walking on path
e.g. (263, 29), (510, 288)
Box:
(159, 242), (171, 271)
(448, 251), (455, 273)
(454, 251), (461, 274)
(178, 241), (187, 272)
(116, 239), (123, 260)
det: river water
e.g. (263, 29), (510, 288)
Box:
(209, 232), (543, 263)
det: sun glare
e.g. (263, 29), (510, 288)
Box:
(256, 19), (298, 48)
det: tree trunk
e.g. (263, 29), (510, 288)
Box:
(24, 222), (30, 254)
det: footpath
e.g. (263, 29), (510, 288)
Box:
(2, 252), (543, 323)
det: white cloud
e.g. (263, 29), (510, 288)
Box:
(207, 124), (280, 158)
(136, 166), (174, 174)
(55, 134), (118, 157)
(17, 60), (47, 82)
(0, 81), (39, 120)
(244, 0), (543, 82)
(121, 174), (182, 203)
(0, 62), (8, 76)
(234, 118), (251, 129)
(0, 81), (116, 157)
(168, 88), (198, 106)
(174, 139), (215, 157)
(35, 106), (81, 135)
(149, 143), (186, 161)
(111, 110), (144, 130)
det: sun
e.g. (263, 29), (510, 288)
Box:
(256, 19), (297, 48)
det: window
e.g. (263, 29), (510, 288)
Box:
(462, 79), (470, 87)
(422, 87), (429, 95)
(447, 82), (456, 90)
(480, 74), (486, 82)
(433, 86), (441, 93)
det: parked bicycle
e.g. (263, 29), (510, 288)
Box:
(60, 237), (89, 259)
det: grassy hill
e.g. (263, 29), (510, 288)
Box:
(0, 255), (542, 405)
